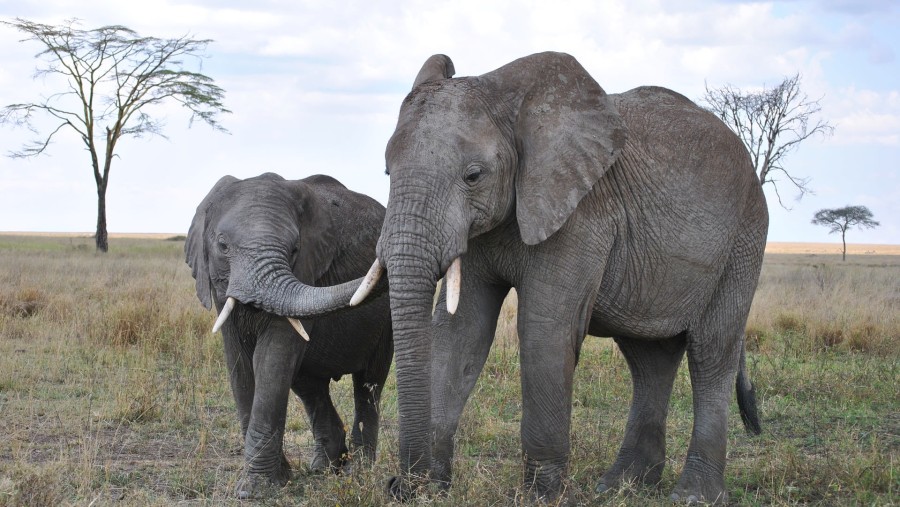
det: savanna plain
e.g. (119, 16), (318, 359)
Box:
(0, 235), (897, 506)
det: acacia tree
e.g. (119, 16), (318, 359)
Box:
(702, 74), (834, 207)
(811, 205), (880, 261)
(1, 18), (229, 252)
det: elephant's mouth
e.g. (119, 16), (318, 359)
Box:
(351, 256), (462, 314)
(212, 295), (310, 341)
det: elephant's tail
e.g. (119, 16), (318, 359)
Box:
(736, 339), (762, 435)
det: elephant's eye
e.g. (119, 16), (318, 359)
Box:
(463, 165), (484, 185)
(217, 236), (229, 254)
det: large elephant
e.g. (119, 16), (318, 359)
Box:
(185, 172), (392, 498)
(350, 52), (767, 503)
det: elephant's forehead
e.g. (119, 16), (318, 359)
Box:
(389, 83), (499, 159)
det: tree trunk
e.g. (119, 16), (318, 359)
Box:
(95, 182), (108, 253)
(841, 228), (846, 262)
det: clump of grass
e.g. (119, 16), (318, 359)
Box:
(0, 287), (48, 319)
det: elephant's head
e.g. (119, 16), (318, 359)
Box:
(186, 173), (360, 334)
(364, 52), (627, 495)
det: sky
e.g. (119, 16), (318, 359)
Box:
(0, 0), (897, 244)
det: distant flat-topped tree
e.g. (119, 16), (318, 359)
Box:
(0, 18), (230, 252)
(812, 205), (880, 261)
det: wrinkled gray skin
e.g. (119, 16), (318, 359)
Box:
(185, 173), (392, 498)
(376, 53), (767, 504)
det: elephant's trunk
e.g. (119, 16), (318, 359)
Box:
(376, 204), (455, 494)
(386, 250), (439, 487)
(228, 255), (361, 319)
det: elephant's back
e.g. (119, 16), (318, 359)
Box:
(610, 86), (757, 188)
(585, 87), (763, 335)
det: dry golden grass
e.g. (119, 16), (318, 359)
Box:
(766, 241), (900, 255)
(0, 235), (897, 505)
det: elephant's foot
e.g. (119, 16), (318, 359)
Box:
(235, 454), (292, 499)
(235, 472), (285, 500)
(595, 448), (665, 494)
(386, 475), (419, 502)
(309, 445), (350, 474)
(669, 452), (727, 505)
(523, 456), (568, 502)
(386, 473), (441, 502)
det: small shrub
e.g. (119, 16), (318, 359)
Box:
(0, 287), (48, 318)
(813, 321), (845, 349)
(847, 323), (879, 352)
(744, 325), (767, 352)
(113, 367), (161, 423)
(774, 313), (806, 335)
(108, 301), (159, 347)
(7, 466), (70, 506)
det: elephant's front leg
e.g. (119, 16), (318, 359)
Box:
(430, 280), (509, 489)
(237, 322), (303, 499)
(516, 294), (586, 500)
(222, 326), (255, 440)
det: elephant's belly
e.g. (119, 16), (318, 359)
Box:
(587, 310), (685, 340)
(589, 270), (721, 340)
(296, 316), (385, 379)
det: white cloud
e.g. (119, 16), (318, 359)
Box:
(827, 87), (900, 145)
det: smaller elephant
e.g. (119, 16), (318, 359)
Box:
(185, 172), (392, 498)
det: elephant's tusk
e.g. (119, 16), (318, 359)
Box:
(287, 317), (310, 341)
(446, 257), (461, 315)
(212, 297), (236, 333)
(350, 259), (384, 306)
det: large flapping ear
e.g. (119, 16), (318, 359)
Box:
(287, 178), (339, 286)
(412, 54), (456, 90)
(185, 175), (239, 309)
(483, 52), (627, 245)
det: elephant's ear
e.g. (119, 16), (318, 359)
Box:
(287, 180), (339, 286)
(484, 52), (627, 245)
(185, 175), (239, 309)
(411, 54), (456, 89)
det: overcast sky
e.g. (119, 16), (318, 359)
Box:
(1, 0), (897, 244)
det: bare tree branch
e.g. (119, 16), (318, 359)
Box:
(702, 74), (834, 208)
(0, 17), (229, 252)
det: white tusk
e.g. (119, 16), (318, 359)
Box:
(350, 259), (384, 306)
(212, 297), (236, 333)
(287, 317), (310, 341)
(446, 257), (461, 315)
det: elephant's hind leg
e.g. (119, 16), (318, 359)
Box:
(673, 250), (761, 504)
(597, 334), (686, 494)
(349, 367), (388, 464)
(294, 377), (349, 473)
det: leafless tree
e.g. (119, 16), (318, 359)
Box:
(1, 18), (229, 252)
(811, 205), (879, 261)
(702, 73), (834, 207)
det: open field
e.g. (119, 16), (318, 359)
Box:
(0, 235), (897, 505)
(766, 242), (900, 256)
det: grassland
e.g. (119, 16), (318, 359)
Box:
(0, 235), (897, 506)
